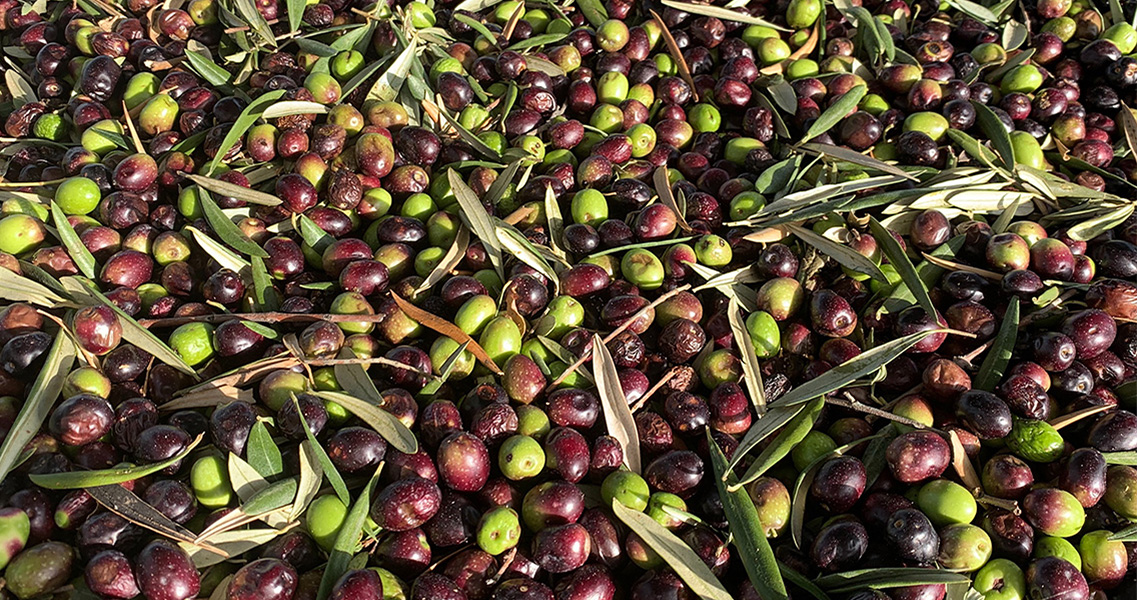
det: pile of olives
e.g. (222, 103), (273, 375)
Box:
(0, 0), (1135, 599)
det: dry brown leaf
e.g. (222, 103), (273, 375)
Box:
(650, 10), (698, 102)
(949, 430), (982, 491)
(1049, 404), (1113, 430)
(391, 292), (504, 375)
(159, 386), (253, 411)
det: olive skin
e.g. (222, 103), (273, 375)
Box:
(134, 540), (200, 600)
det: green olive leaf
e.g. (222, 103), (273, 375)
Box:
(800, 142), (916, 180)
(786, 224), (888, 283)
(290, 441), (324, 521)
(184, 49), (232, 87)
(292, 393), (350, 506)
(316, 391), (418, 454)
(1102, 451), (1137, 465)
(205, 89), (286, 175)
(287, 0), (305, 34)
(317, 464), (382, 600)
(972, 101), (1016, 170)
(246, 420), (283, 480)
(771, 329), (952, 408)
(30, 434), (203, 489)
(728, 400), (813, 472)
(612, 501), (733, 600)
(449, 168), (505, 280)
(198, 189), (270, 258)
(50, 201), (97, 279)
(369, 36), (417, 103)
(242, 477), (299, 515)
(727, 297), (767, 415)
(878, 235), (967, 315)
(813, 568), (971, 592)
(185, 173), (283, 207)
(800, 85), (866, 145)
(0, 333), (76, 482)
(737, 398), (824, 486)
(186, 225), (250, 273)
(974, 297), (1019, 392)
(869, 216), (937, 318)
(60, 276), (199, 377)
(707, 432), (790, 600)
(575, 0), (608, 27)
(1109, 523), (1137, 541)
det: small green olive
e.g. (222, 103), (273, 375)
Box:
(191, 455), (233, 509)
(499, 434), (545, 480)
(602, 470), (650, 511)
(169, 322), (216, 367)
(306, 494), (349, 551)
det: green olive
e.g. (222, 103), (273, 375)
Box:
(306, 495), (349, 551)
(602, 470), (651, 511)
(169, 322), (216, 367)
(191, 455), (233, 508)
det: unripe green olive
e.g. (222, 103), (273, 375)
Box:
(430, 336), (475, 379)
(123, 72), (160, 110)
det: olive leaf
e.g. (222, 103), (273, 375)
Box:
(863, 423), (899, 487)
(1102, 451), (1137, 465)
(660, 0), (790, 30)
(772, 329), (951, 408)
(727, 297), (767, 415)
(974, 297), (1019, 391)
(945, 129), (1004, 172)
(508, 32), (568, 51)
(16, 260), (68, 297)
(801, 85), (866, 144)
(654, 167), (692, 233)
(418, 340), (470, 398)
(449, 169), (505, 280)
(184, 49), (232, 87)
(0, 261), (69, 307)
(754, 156), (803, 197)
(707, 433), (789, 600)
(588, 236), (698, 259)
(611, 501), (733, 600)
(879, 235), (966, 315)
(185, 174), (282, 206)
(261, 101), (329, 119)
(451, 13), (499, 46)
(229, 452), (270, 501)
(440, 110), (503, 160)
(972, 101), (1016, 170)
(287, 0), (305, 34)
(593, 334), (641, 473)
(786, 224), (889, 283)
(292, 394), (350, 506)
(30, 434), (203, 489)
(737, 398), (824, 486)
(317, 391), (418, 454)
(780, 563), (832, 600)
(728, 401), (814, 472)
(0, 333), (75, 482)
(869, 216), (937, 318)
(575, 0), (608, 27)
(496, 221), (563, 285)
(1067, 204), (1136, 241)
(1110, 523), (1137, 542)
(186, 225), (251, 272)
(205, 89), (286, 175)
(417, 226), (470, 293)
(50, 201), (97, 279)
(198, 189), (270, 258)
(88, 483), (223, 553)
(296, 213), (333, 255)
(800, 143), (916, 180)
(685, 261), (759, 311)
(158, 386), (253, 411)
(813, 568), (971, 592)
(290, 441), (323, 521)
(317, 465), (382, 600)
(246, 420), (283, 479)
(369, 37), (418, 103)
(182, 528), (286, 568)
(4, 69), (35, 108)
